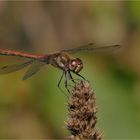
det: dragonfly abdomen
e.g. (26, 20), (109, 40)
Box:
(0, 49), (44, 60)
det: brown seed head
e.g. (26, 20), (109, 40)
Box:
(66, 80), (102, 140)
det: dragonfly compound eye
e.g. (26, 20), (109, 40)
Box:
(69, 58), (83, 73)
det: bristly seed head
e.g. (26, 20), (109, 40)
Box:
(66, 80), (102, 140)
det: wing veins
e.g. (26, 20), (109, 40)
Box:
(62, 43), (120, 54)
(23, 61), (45, 80)
(0, 60), (34, 74)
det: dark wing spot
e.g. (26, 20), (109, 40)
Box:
(89, 43), (94, 46)
(114, 44), (121, 48)
(1, 66), (8, 69)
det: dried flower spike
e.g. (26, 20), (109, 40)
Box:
(66, 80), (102, 140)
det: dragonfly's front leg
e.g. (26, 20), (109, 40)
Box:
(68, 71), (85, 83)
(75, 73), (86, 80)
(69, 71), (89, 83)
(74, 72), (89, 83)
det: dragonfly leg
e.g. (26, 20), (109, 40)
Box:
(64, 71), (71, 94)
(68, 71), (76, 83)
(58, 71), (64, 88)
(69, 71), (84, 83)
(57, 71), (68, 98)
(73, 72), (89, 82)
(75, 73), (86, 80)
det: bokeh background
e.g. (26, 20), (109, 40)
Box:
(0, 1), (140, 139)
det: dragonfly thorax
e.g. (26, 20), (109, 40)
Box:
(49, 52), (83, 73)
(49, 52), (70, 71)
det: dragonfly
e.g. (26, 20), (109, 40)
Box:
(0, 43), (120, 93)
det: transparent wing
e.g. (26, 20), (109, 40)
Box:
(22, 60), (45, 80)
(0, 60), (34, 74)
(62, 43), (121, 54)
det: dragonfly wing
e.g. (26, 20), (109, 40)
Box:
(0, 60), (34, 74)
(63, 43), (120, 54)
(22, 61), (45, 80)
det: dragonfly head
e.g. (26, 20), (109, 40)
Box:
(68, 58), (83, 73)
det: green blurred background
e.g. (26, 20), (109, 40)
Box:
(0, 1), (140, 139)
